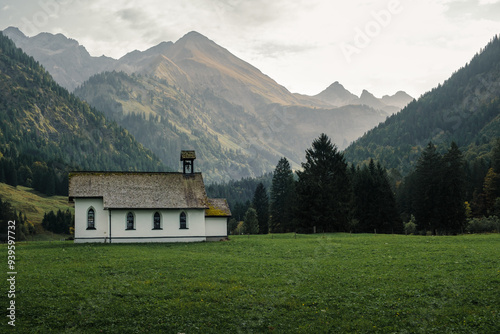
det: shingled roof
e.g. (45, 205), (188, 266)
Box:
(205, 198), (232, 217)
(69, 172), (210, 209)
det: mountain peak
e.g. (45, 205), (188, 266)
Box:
(3, 26), (26, 39)
(313, 81), (358, 106)
(360, 89), (375, 98)
(178, 31), (211, 44)
(183, 31), (207, 39)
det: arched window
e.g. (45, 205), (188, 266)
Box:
(153, 212), (161, 230)
(87, 208), (95, 230)
(180, 212), (187, 229)
(126, 212), (135, 230)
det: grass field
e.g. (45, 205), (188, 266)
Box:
(3, 233), (499, 333)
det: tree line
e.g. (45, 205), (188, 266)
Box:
(228, 134), (500, 235)
(0, 196), (35, 241)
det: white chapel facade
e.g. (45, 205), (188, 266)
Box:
(69, 151), (231, 243)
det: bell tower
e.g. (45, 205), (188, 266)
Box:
(180, 150), (196, 175)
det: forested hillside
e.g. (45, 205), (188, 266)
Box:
(344, 35), (500, 174)
(73, 70), (272, 183)
(0, 32), (165, 196)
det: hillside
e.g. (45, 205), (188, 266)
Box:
(0, 32), (166, 196)
(74, 70), (389, 182)
(0, 183), (71, 227)
(344, 35), (500, 173)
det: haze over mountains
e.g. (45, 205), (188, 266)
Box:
(313, 81), (413, 114)
(3, 27), (413, 182)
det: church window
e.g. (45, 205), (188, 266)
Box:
(126, 212), (135, 230)
(87, 208), (95, 230)
(180, 212), (187, 229)
(153, 212), (161, 230)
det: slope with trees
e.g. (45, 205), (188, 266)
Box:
(0, 32), (166, 197)
(344, 35), (500, 175)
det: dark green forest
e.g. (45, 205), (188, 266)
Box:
(208, 134), (500, 236)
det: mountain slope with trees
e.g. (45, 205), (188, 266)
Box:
(0, 32), (165, 196)
(344, 35), (500, 174)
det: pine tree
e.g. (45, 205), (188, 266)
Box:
(252, 182), (269, 234)
(295, 134), (351, 233)
(441, 142), (466, 232)
(413, 142), (443, 233)
(270, 157), (295, 233)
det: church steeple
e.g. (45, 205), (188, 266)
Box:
(180, 150), (196, 175)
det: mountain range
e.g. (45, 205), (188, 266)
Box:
(313, 81), (412, 114)
(3, 27), (413, 182)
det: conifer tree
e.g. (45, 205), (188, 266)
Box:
(252, 182), (269, 234)
(413, 142), (443, 233)
(270, 157), (295, 233)
(441, 142), (466, 232)
(295, 134), (351, 233)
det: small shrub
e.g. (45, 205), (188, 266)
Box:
(466, 216), (500, 233)
(404, 215), (417, 235)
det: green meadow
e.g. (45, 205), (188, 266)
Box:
(3, 234), (499, 333)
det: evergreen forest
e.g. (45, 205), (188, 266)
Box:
(208, 134), (500, 236)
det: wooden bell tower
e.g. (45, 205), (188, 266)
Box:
(180, 150), (196, 175)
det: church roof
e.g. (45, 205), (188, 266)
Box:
(205, 198), (232, 217)
(69, 172), (210, 210)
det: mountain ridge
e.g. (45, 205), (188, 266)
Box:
(311, 81), (413, 113)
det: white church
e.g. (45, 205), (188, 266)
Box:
(69, 151), (231, 243)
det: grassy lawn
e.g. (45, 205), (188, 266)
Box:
(3, 233), (499, 333)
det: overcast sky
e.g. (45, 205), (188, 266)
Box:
(1, 0), (500, 98)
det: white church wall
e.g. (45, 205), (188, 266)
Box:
(205, 217), (228, 241)
(74, 198), (108, 243)
(109, 209), (207, 243)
